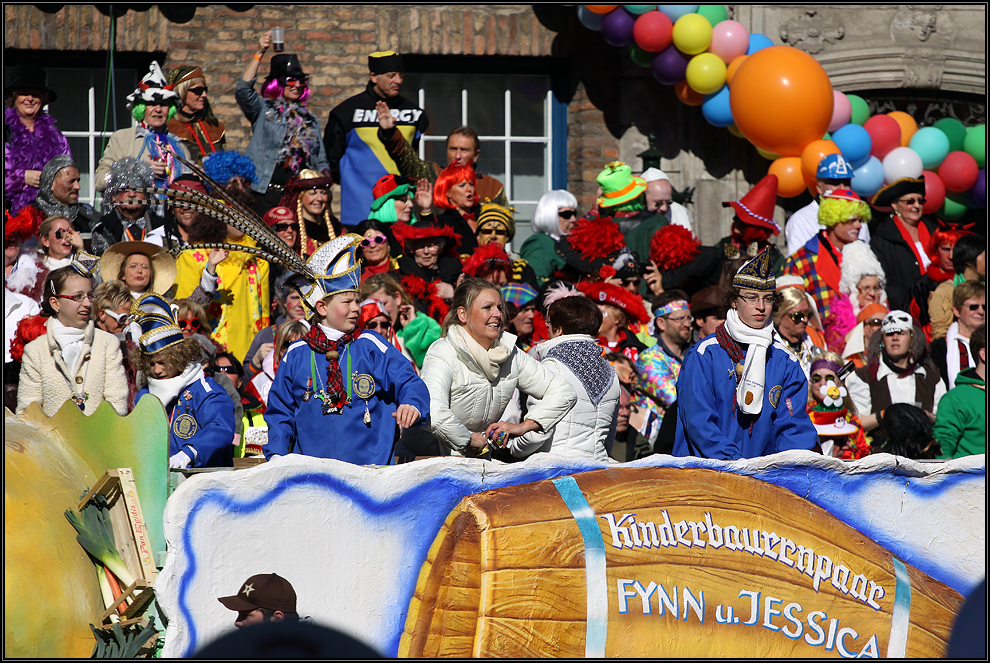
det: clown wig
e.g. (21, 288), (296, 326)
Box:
(433, 164), (477, 210)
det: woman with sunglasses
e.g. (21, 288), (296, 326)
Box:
(868, 177), (939, 313)
(237, 31), (329, 216)
(773, 284), (827, 377)
(17, 266), (129, 417)
(92, 280), (140, 409)
(355, 219), (399, 282)
(166, 65), (226, 165)
(520, 190), (578, 288)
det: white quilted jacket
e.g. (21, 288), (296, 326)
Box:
(421, 330), (576, 455)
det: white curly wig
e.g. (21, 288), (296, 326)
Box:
(839, 240), (887, 314)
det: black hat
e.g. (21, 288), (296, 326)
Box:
(368, 50), (404, 75)
(268, 54), (307, 82)
(870, 176), (925, 208)
(4, 64), (58, 103)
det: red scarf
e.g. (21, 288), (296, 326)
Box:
(303, 324), (360, 411)
(926, 263), (954, 283)
(893, 216), (931, 276)
(816, 233), (842, 292)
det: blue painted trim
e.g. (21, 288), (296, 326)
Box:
(551, 85), (568, 191)
(887, 556), (912, 658)
(552, 476), (607, 658)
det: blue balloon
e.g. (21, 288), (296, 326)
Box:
(658, 5), (700, 22)
(746, 33), (774, 55)
(832, 124), (873, 170)
(850, 156), (885, 198)
(702, 86), (733, 127)
(577, 5), (604, 31)
(624, 5), (656, 15)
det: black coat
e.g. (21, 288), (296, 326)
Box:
(868, 215), (937, 313)
(397, 252), (462, 286)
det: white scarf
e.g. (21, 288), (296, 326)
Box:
(50, 317), (88, 375)
(724, 308), (774, 415)
(945, 321), (973, 387)
(448, 324), (512, 382)
(148, 363), (204, 407)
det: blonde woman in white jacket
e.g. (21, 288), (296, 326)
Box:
(17, 266), (129, 417)
(421, 278), (577, 457)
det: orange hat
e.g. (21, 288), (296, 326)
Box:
(723, 174), (781, 234)
(856, 302), (888, 325)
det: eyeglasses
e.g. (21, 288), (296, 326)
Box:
(896, 197), (926, 205)
(652, 199), (673, 208)
(857, 284), (883, 293)
(361, 235), (387, 247)
(968, 303), (986, 311)
(54, 292), (95, 303)
(178, 318), (202, 331)
(365, 319), (392, 332)
(864, 318), (884, 327)
(187, 86), (209, 96)
(788, 311), (810, 324)
(665, 314), (694, 325)
(558, 210), (576, 219)
(273, 222), (300, 233)
(810, 373), (837, 384)
(285, 76), (308, 86)
(738, 294), (775, 305)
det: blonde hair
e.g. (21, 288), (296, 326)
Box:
(442, 277), (506, 335)
(275, 320), (309, 362)
(93, 280), (135, 314)
(295, 169), (336, 259)
(174, 298), (213, 335)
(773, 286), (819, 328)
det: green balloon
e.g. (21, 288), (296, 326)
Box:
(848, 95), (870, 126)
(963, 124), (986, 168)
(696, 5), (728, 26)
(933, 117), (967, 152)
(822, 132), (831, 141)
(629, 45), (655, 68)
(942, 191), (969, 220)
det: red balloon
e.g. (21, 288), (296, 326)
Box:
(921, 170), (946, 215)
(938, 151), (980, 193)
(633, 11), (673, 53)
(863, 115), (901, 160)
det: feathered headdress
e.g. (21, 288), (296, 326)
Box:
(4, 206), (42, 243)
(649, 224), (701, 272)
(567, 216), (625, 262)
(400, 274), (450, 323)
(10, 315), (47, 362)
(541, 280), (583, 310)
(462, 242), (511, 278)
(391, 222), (461, 255)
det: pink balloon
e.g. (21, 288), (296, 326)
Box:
(828, 90), (851, 133)
(708, 20), (749, 63)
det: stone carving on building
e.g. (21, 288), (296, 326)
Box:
(779, 10), (844, 54)
(867, 98), (986, 127)
(890, 8), (955, 43)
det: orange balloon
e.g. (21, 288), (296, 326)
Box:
(800, 139), (841, 178)
(675, 80), (705, 107)
(887, 111), (918, 147)
(730, 46), (833, 157)
(725, 55), (748, 86)
(585, 5), (617, 14)
(768, 157), (806, 198)
(804, 170), (818, 196)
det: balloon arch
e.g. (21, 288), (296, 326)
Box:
(577, 5), (986, 217)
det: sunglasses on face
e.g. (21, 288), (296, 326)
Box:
(54, 228), (71, 240)
(187, 86), (209, 96)
(968, 303), (986, 311)
(896, 197), (925, 205)
(811, 373), (836, 384)
(558, 210), (576, 219)
(365, 319), (392, 332)
(478, 227), (508, 237)
(54, 292), (95, 303)
(214, 364), (239, 375)
(652, 199), (673, 208)
(273, 222), (300, 233)
(361, 235), (388, 247)
(285, 76), (308, 86)
(788, 311), (810, 324)
(178, 318), (202, 330)
(103, 309), (131, 324)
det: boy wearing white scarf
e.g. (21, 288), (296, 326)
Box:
(672, 248), (819, 459)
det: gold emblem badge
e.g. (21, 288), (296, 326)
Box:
(768, 385), (782, 409)
(352, 373), (376, 401)
(173, 413), (199, 439)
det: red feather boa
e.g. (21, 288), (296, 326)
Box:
(10, 315), (47, 363)
(567, 217), (625, 261)
(400, 274), (450, 323)
(649, 224), (701, 272)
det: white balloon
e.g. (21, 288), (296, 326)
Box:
(882, 146), (924, 183)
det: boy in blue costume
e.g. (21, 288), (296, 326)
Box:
(265, 234), (430, 465)
(132, 293), (236, 468)
(673, 248), (819, 459)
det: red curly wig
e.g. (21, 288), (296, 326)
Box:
(650, 224), (702, 272)
(433, 163), (477, 210)
(461, 243), (511, 281)
(10, 315), (48, 362)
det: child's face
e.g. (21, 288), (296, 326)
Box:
(318, 292), (360, 333)
(150, 358), (181, 380)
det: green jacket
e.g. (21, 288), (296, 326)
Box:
(934, 368), (986, 459)
(519, 232), (566, 288)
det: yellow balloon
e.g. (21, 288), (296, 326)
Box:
(686, 53), (727, 95)
(756, 146), (781, 160)
(672, 13), (713, 55)
(728, 124), (745, 138)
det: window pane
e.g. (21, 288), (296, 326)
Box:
(476, 140), (505, 185)
(41, 69), (90, 132)
(65, 136), (95, 206)
(466, 75), (504, 137)
(93, 69), (138, 133)
(423, 138), (447, 168)
(509, 142), (546, 202)
(420, 73), (461, 137)
(509, 76), (548, 137)
(507, 202), (536, 254)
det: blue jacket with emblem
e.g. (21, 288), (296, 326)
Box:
(265, 331), (431, 465)
(136, 372), (235, 468)
(673, 333), (818, 460)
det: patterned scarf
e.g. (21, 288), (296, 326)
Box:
(715, 322), (745, 365)
(137, 122), (185, 188)
(274, 100), (319, 172)
(303, 323), (360, 410)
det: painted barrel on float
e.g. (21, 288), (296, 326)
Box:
(399, 466), (963, 658)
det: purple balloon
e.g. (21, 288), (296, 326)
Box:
(970, 168), (985, 209)
(651, 45), (691, 86)
(600, 7), (636, 48)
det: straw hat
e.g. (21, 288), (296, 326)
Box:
(99, 241), (177, 295)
